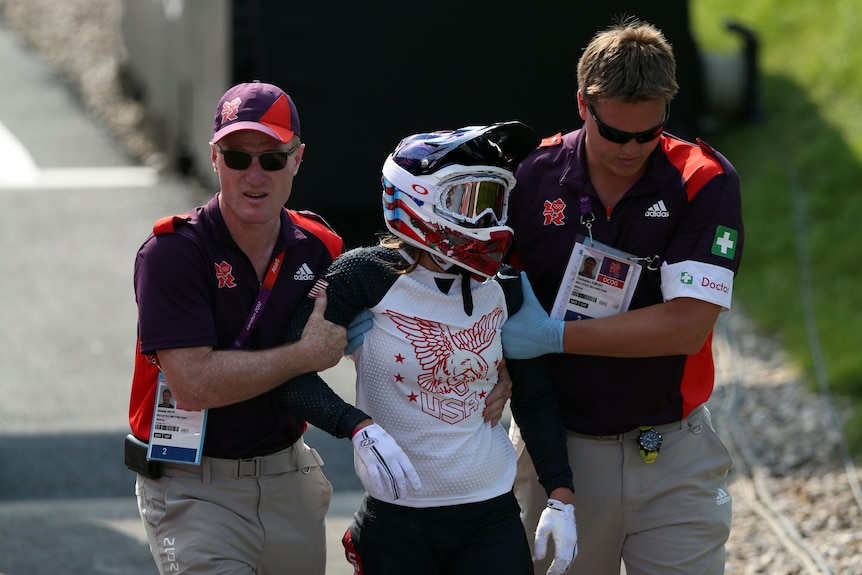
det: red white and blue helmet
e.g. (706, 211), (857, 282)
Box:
(382, 121), (539, 277)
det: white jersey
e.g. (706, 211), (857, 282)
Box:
(354, 265), (515, 508)
(277, 245), (572, 506)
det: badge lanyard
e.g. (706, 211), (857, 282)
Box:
(577, 191), (660, 271)
(147, 250), (287, 465)
(232, 250), (286, 349)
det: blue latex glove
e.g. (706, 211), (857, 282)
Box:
(501, 273), (564, 359)
(345, 309), (373, 355)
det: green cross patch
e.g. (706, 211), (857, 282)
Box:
(711, 226), (738, 259)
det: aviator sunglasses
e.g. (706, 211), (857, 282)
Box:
(215, 144), (297, 171)
(587, 102), (670, 144)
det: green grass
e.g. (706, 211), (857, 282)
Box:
(690, 0), (862, 452)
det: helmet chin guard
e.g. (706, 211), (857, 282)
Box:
(381, 121), (539, 278)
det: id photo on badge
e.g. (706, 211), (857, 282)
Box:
(157, 386), (175, 409)
(578, 256), (598, 279)
(148, 373), (207, 464)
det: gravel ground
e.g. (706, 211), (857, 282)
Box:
(711, 311), (862, 574)
(0, 0), (165, 170)
(3, 1), (861, 573)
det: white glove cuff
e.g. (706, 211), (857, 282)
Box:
(547, 498), (575, 520)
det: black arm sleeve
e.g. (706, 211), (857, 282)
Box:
(508, 358), (574, 496)
(273, 372), (368, 438)
(496, 264), (573, 496)
(274, 246), (407, 438)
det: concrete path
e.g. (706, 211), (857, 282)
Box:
(0, 15), (361, 575)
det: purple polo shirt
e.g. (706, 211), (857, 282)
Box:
(132, 194), (343, 458)
(508, 128), (744, 435)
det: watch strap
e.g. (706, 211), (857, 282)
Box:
(638, 426), (660, 464)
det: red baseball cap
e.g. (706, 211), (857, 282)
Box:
(211, 81), (300, 144)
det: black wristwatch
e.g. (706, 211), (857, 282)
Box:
(637, 426), (662, 463)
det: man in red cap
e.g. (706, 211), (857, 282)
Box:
(127, 81), (348, 574)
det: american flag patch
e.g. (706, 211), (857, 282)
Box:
(307, 278), (329, 298)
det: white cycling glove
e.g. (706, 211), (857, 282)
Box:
(534, 499), (578, 575)
(351, 423), (421, 502)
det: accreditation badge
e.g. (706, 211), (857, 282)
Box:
(551, 237), (643, 321)
(147, 372), (207, 464)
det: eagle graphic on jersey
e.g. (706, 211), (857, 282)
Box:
(386, 308), (503, 397)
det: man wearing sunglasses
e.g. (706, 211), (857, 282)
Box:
(129, 81), (349, 574)
(501, 18), (744, 575)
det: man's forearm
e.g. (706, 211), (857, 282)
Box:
(562, 298), (720, 357)
(157, 337), (344, 410)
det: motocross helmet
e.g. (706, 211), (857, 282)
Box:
(382, 121), (540, 278)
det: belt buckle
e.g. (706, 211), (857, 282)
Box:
(236, 457), (262, 478)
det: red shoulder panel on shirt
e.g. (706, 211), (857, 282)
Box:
(152, 214), (192, 235)
(539, 133), (564, 148)
(663, 137), (725, 200)
(128, 335), (160, 440)
(288, 209), (344, 259)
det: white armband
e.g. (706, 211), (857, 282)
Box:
(660, 260), (735, 310)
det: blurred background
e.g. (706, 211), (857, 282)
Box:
(110, 0), (763, 246)
(1, 0), (861, 573)
(98, 0), (860, 456)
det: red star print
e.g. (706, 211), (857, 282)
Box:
(407, 392), (418, 402)
(394, 354), (405, 363)
(394, 374), (404, 383)
(479, 390), (487, 399)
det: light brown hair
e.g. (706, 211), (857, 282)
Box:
(577, 17), (679, 104)
(378, 234), (422, 274)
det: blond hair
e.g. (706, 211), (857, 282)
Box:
(577, 18), (679, 103)
(378, 234), (422, 274)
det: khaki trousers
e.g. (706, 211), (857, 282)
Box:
(511, 405), (733, 575)
(136, 438), (332, 575)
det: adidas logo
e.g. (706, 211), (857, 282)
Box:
(716, 487), (731, 506)
(645, 200), (670, 218)
(294, 263), (315, 281)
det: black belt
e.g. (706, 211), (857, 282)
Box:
(570, 404), (706, 442)
(160, 437), (324, 480)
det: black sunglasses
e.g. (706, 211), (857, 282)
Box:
(215, 144), (296, 171)
(587, 102), (670, 144)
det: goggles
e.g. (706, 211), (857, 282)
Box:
(435, 175), (510, 226)
(215, 144), (297, 171)
(587, 102), (669, 144)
